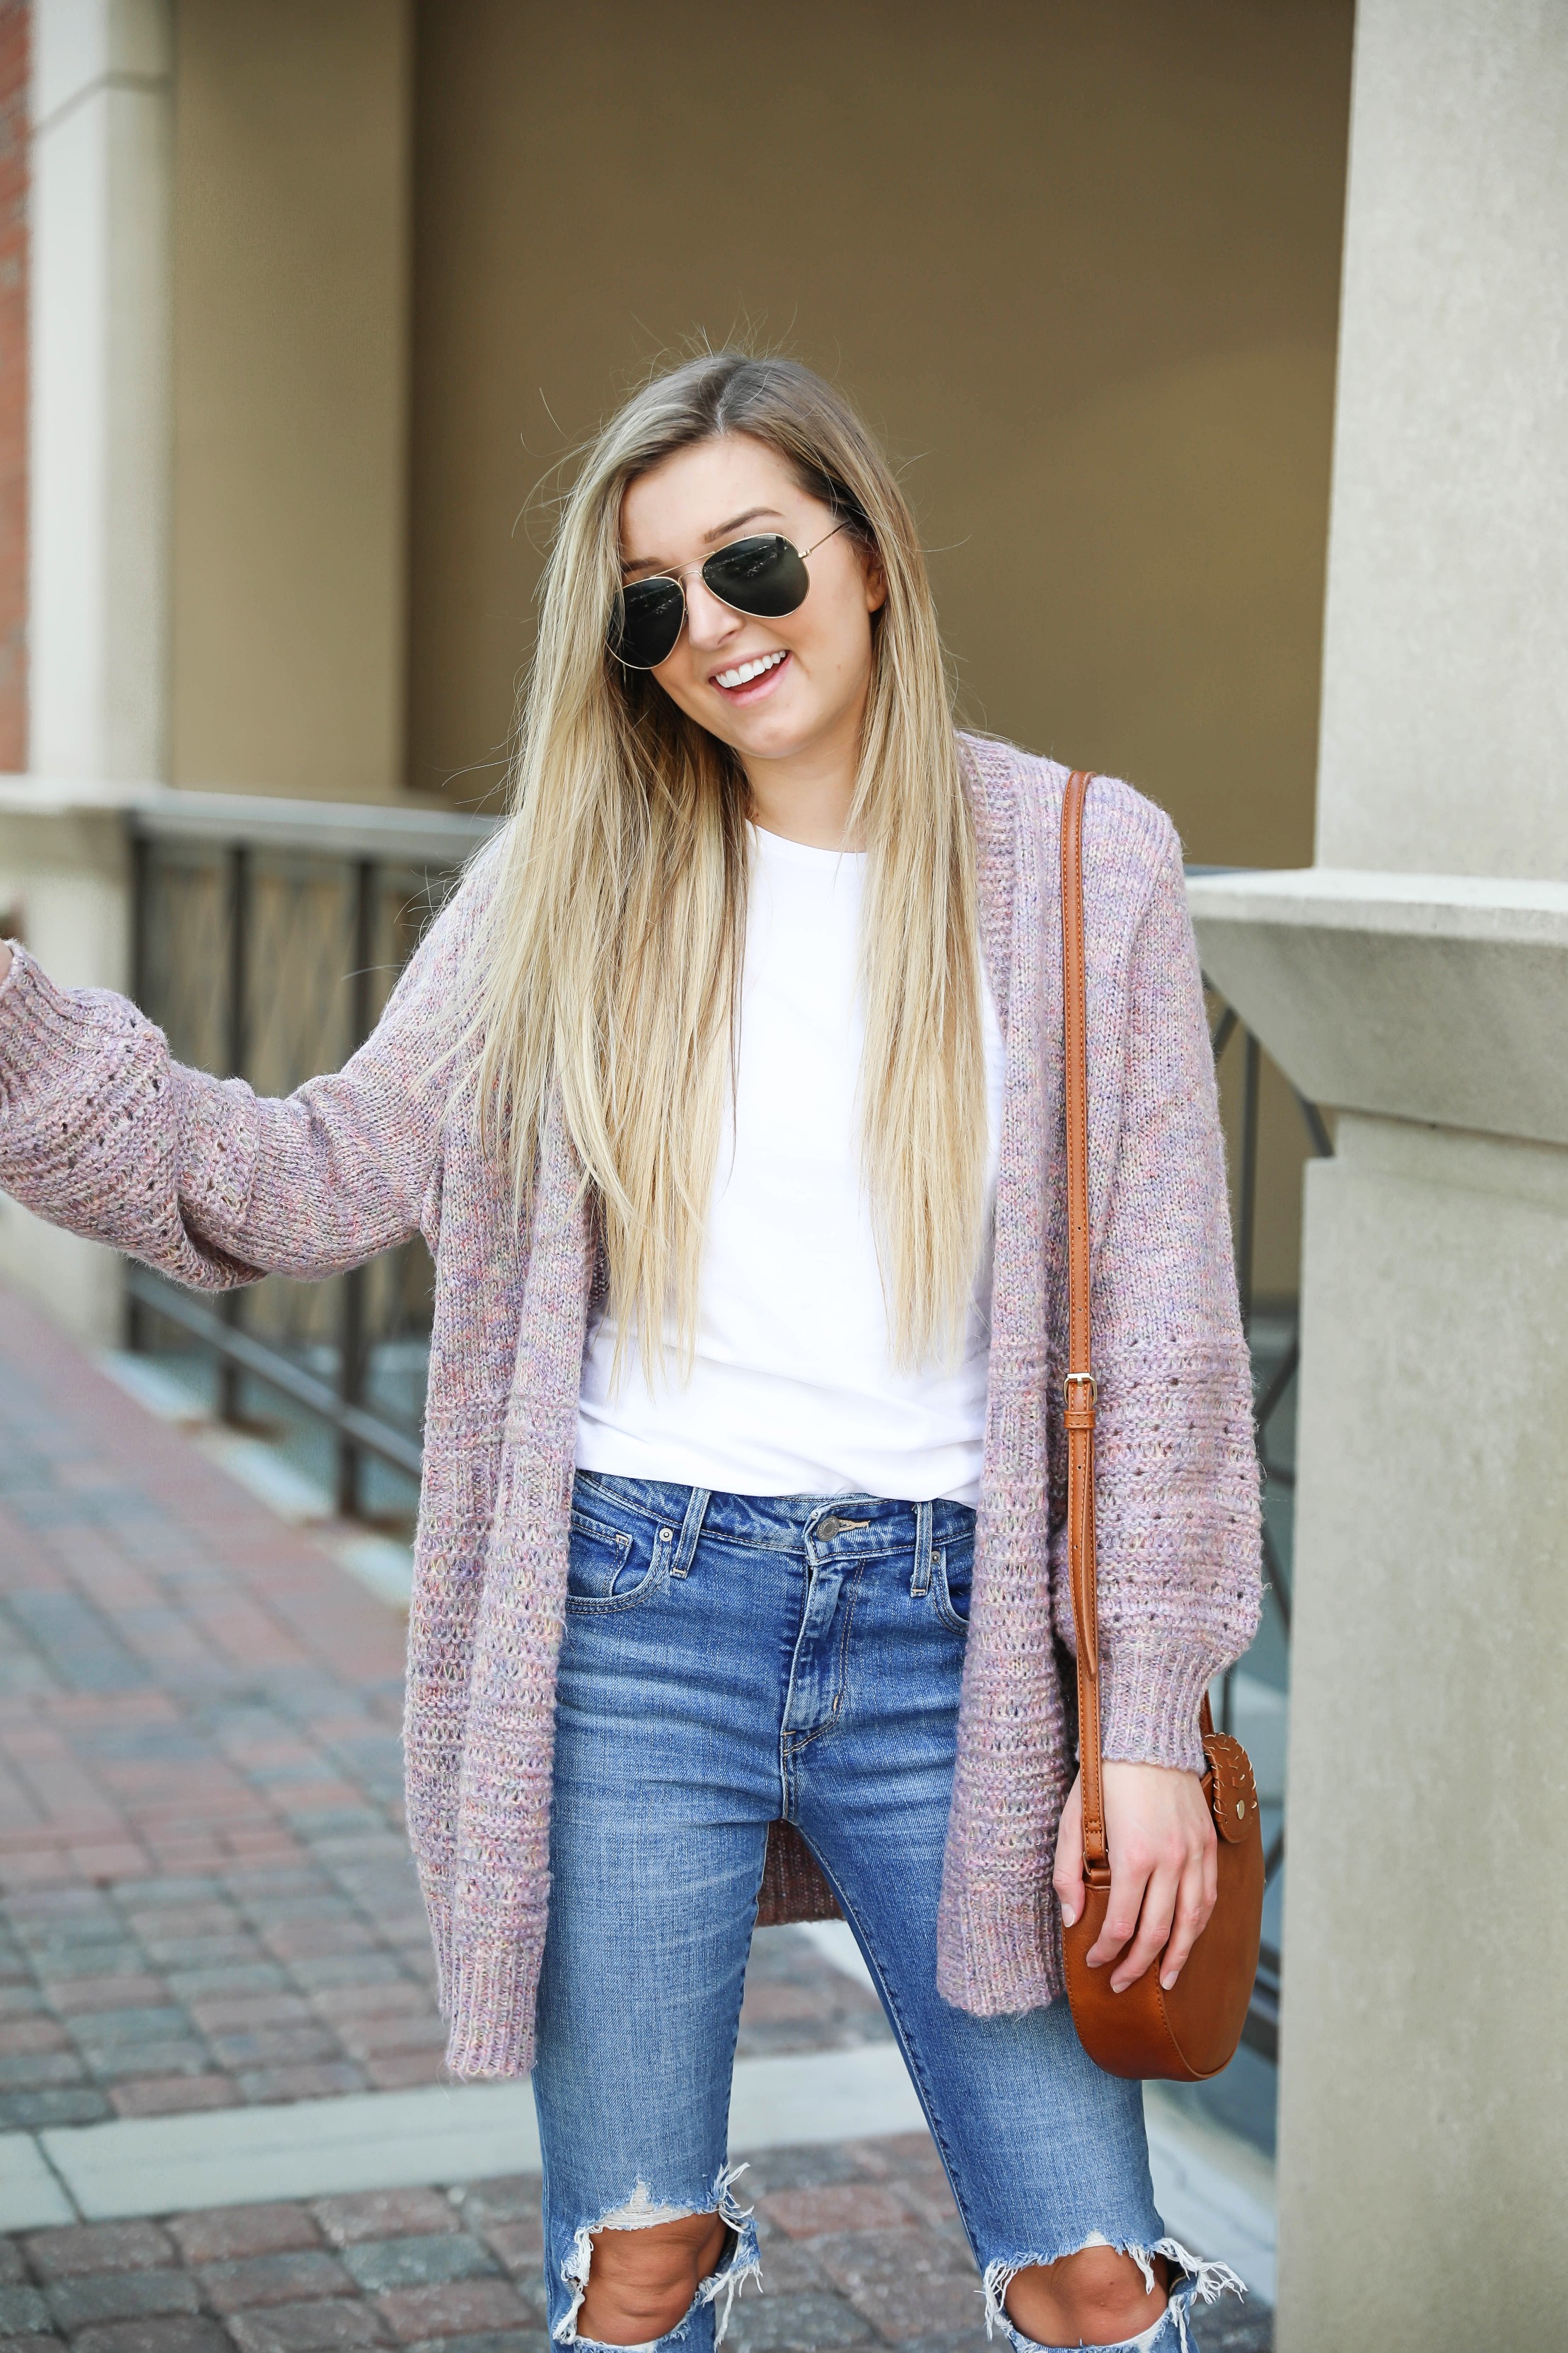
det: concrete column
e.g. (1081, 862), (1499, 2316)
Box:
(1189, 4), (1568, 2343)
(28, 0), (173, 780)
(4, 4), (172, 1339)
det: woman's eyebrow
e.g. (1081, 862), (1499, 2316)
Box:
(703, 506), (783, 543)
(620, 507), (786, 577)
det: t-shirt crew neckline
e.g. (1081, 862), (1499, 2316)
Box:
(748, 820), (867, 866)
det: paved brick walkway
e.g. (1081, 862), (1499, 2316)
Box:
(0, 2144), (1267, 2353)
(0, 1285), (1268, 2349)
(0, 1292), (881, 2129)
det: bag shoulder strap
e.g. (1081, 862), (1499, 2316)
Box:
(1061, 770), (1214, 1892)
(1060, 770), (1110, 1883)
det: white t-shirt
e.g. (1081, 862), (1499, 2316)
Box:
(574, 823), (1006, 1504)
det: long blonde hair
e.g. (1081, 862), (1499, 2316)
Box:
(475, 352), (986, 1378)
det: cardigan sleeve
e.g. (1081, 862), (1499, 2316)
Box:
(1052, 819), (1263, 1775)
(0, 853), (493, 1290)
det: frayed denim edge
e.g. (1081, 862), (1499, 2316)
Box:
(983, 2234), (1245, 2352)
(553, 2161), (762, 2349)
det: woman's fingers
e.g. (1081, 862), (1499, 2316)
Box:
(1052, 1774), (1086, 1929)
(1087, 1866), (1145, 1973)
(1076, 1761), (1219, 1990)
(1108, 1861), (1178, 1991)
(1157, 1844), (1216, 1989)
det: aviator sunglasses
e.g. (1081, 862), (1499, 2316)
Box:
(608, 524), (847, 671)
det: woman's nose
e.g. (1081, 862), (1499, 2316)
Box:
(683, 574), (741, 649)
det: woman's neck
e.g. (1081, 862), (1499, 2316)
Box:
(741, 719), (864, 850)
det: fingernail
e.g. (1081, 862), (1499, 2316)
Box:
(1161, 1971), (1177, 1989)
(1111, 1977), (1127, 1994)
(1059, 1903), (1076, 1927)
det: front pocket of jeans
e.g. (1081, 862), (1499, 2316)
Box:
(566, 1506), (668, 1612)
(932, 1539), (972, 1633)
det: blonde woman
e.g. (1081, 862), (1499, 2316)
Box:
(0, 354), (1260, 2353)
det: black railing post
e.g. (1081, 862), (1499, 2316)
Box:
(1200, 960), (1335, 2064)
(336, 860), (377, 1517)
(219, 844), (250, 1424)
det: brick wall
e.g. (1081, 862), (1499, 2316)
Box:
(0, 0), (25, 770)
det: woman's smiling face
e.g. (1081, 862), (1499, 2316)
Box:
(617, 434), (885, 776)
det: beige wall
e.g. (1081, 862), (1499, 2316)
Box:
(165, 0), (1352, 856)
(170, 0), (412, 801)
(407, 0), (1352, 867)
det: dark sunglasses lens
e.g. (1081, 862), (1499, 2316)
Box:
(703, 535), (811, 618)
(611, 577), (685, 669)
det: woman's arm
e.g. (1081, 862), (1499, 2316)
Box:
(0, 855), (494, 1288)
(1050, 815), (1262, 1984)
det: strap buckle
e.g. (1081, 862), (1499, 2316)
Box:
(1062, 1372), (1098, 1406)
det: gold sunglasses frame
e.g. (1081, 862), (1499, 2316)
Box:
(610, 524), (847, 670)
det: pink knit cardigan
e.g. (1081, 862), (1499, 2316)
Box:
(0, 740), (1260, 2076)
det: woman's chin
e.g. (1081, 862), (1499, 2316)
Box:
(709, 692), (834, 765)
(729, 719), (814, 763)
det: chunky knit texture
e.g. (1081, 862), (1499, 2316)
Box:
(0, 741), (1260, 2072)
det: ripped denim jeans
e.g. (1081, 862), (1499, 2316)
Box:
(532, 1474), (1245, 2350)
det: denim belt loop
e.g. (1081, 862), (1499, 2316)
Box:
(910, 1499), (934, 1597)
(670, 1486), (712, 1579)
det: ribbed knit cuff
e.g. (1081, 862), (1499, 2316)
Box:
(0, 949), (100, 1108)
(934, 1878), (1063, 2018)
(442, 1932), (544, 2079)
(1098, 1639), (1216, 1776)
(177, 1068), (260, 1233)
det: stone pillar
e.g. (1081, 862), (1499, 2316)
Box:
(0, 2), (173, 1340)
(1188, 4), (1568, 2343)
(28, 0), (173, 782)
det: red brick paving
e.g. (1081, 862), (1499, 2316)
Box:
(0, 2150), (1267, 2352)
(0, 1289), (885, 2129)
(0, 1287), (424, 2125)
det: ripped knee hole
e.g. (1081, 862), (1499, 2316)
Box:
(559, 2170), (760, 2346)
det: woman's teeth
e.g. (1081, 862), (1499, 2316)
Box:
(715, 651), (786, 690)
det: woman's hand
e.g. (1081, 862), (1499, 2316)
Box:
(1054, 1760), (1217, 1993)
(0, 942), (11, 988)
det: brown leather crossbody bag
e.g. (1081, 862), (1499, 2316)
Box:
(1057, 768), (1265, 2082)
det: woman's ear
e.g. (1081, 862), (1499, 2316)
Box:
(861, 542), (888, 615)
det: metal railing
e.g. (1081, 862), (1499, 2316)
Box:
(126, 789), (496, 1515)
